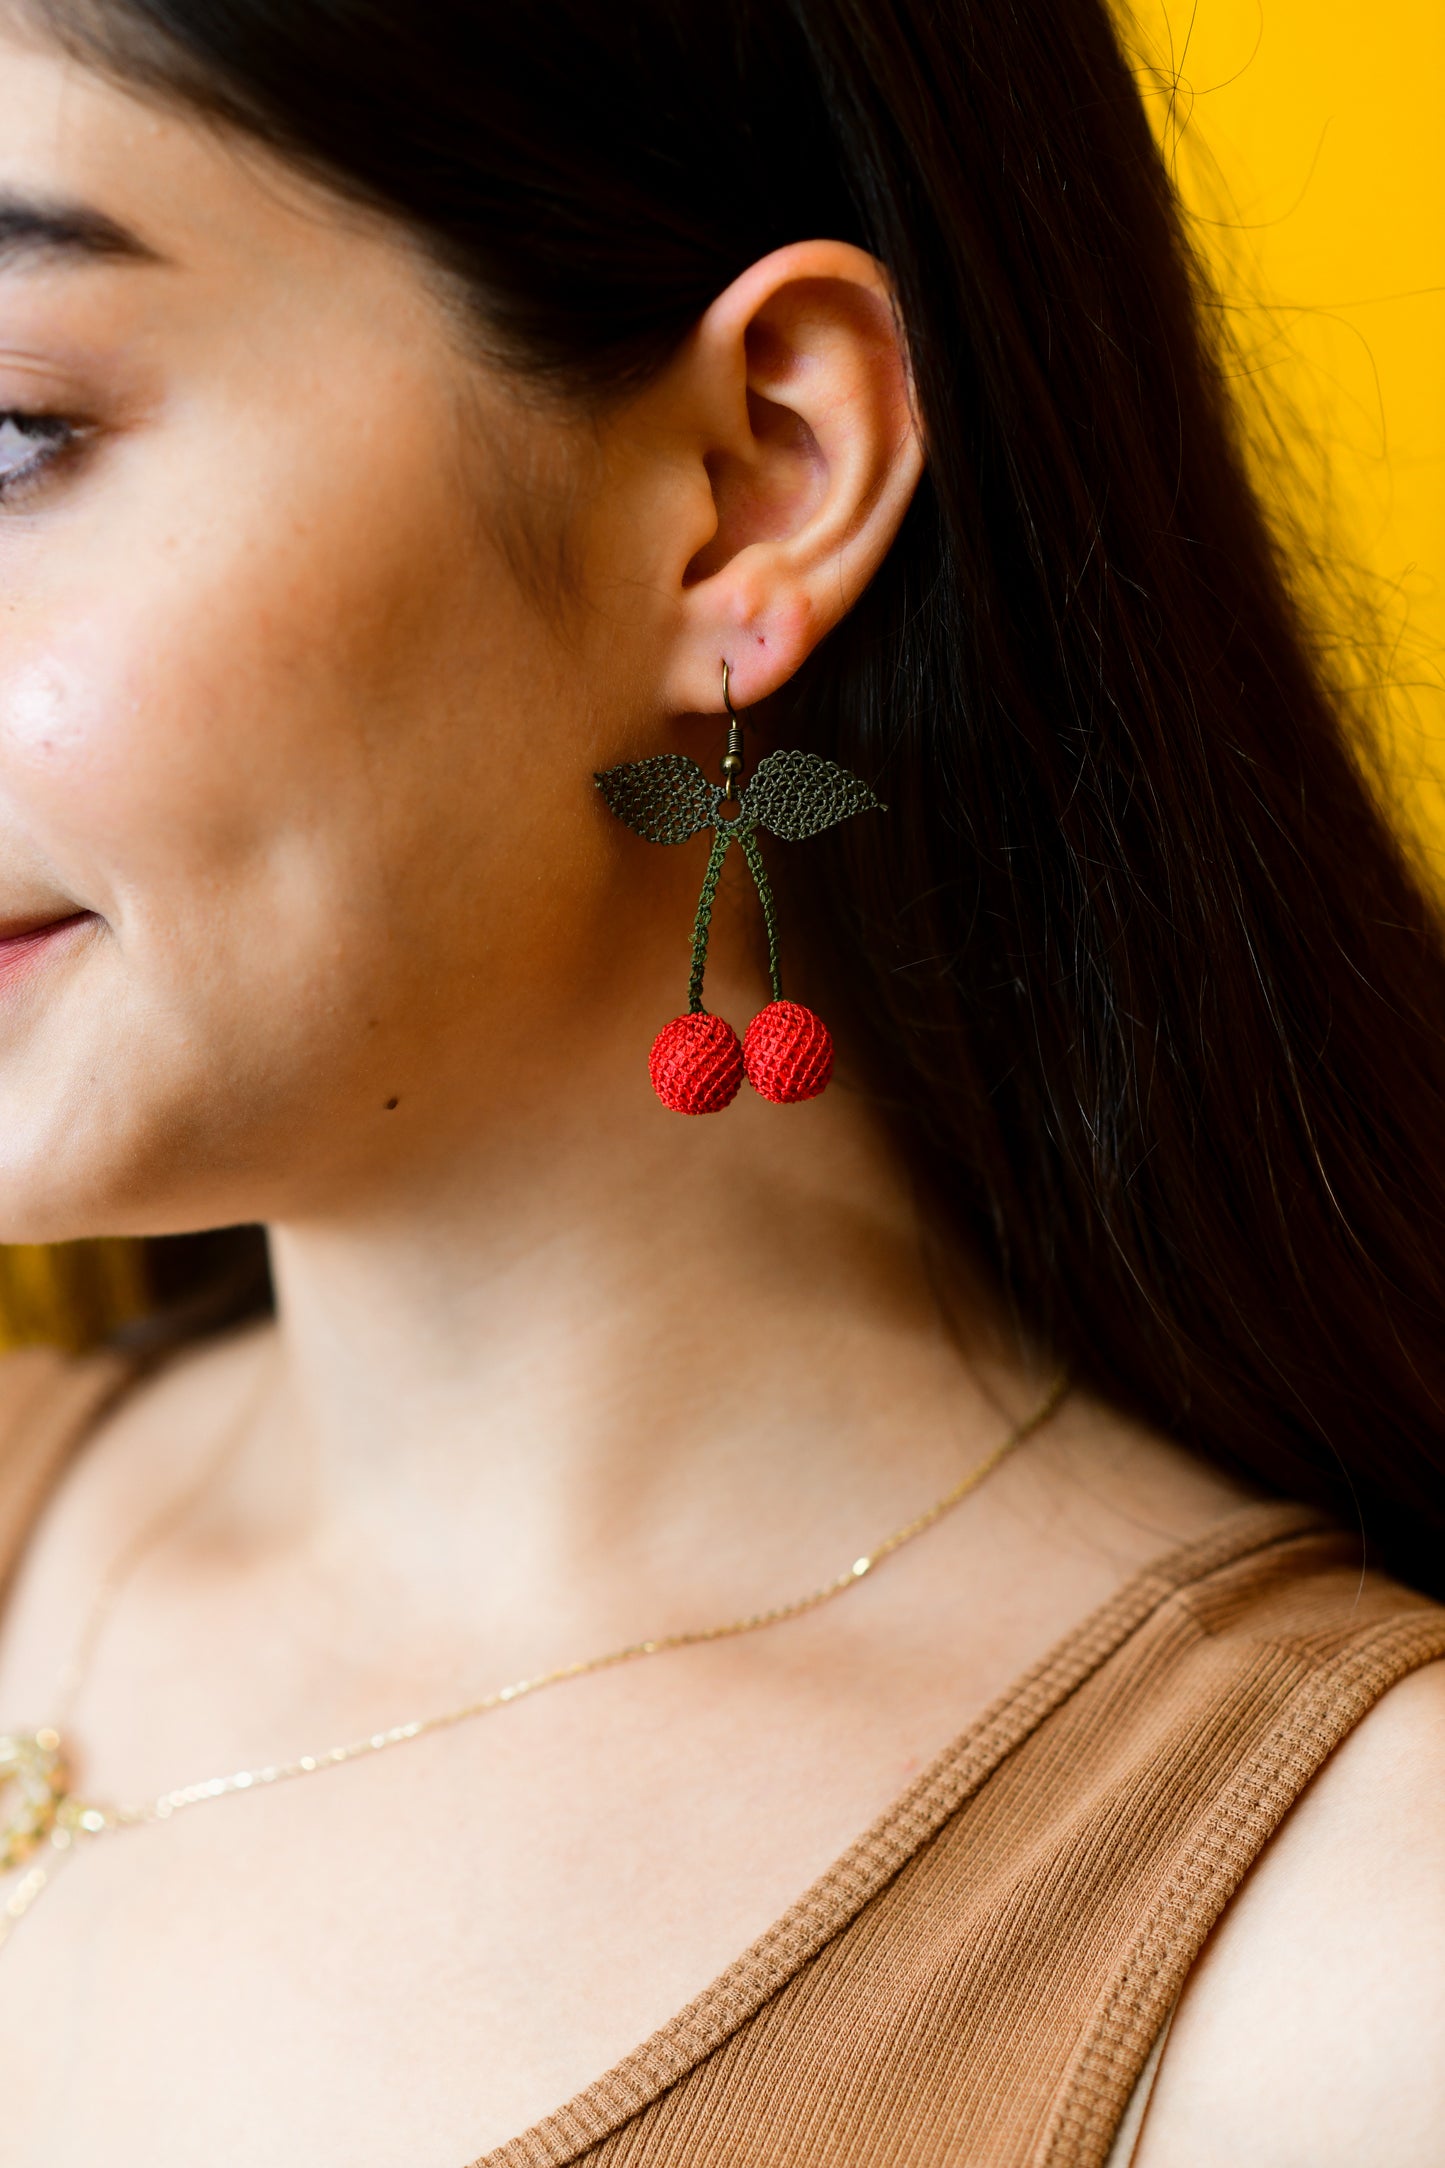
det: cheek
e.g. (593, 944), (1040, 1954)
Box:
(0, 484), (473, 935)
(0, 356), (598, 1235)
(0, 529), (370, 1165)
(0, 554), (420, 1235)
(0, 613), (254, 889)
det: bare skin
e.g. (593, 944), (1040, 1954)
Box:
(0, 28), (1438, 2166)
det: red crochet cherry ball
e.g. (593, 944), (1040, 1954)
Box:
(743, 1000), (834, 1104)
(648, 1011), (744, 1115)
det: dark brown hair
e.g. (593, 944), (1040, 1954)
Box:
(36, 0), (1445, 1588)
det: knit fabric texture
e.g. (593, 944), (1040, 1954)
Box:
(647, 1012), (743, 1115)
(469, 1508), (1445, 2168)
(3, 1358), (1442, 2168)
(742, 1001), (834, 1104)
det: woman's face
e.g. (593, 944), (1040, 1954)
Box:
(0, 28), (704, 1241)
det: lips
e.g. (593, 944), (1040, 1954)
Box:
(0, 910), (94, 987)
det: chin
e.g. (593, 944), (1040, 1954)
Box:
(0, 1063), (248, 1252)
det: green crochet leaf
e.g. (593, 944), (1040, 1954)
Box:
(594, 755), (720, 845)
(740, 749), (886, 841)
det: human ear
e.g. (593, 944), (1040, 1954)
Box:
(652, 241), (925, 715)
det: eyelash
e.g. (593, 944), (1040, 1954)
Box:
(0, 409), (79, 504)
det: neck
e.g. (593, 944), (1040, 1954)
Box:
(239, 1079), (1038, 1648)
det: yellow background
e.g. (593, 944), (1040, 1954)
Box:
(1134, 0), (1445, 853)
(1, 2), (1442, 1349)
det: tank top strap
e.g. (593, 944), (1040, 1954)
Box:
(482, 1504), (1445, 2168)
(0, 1346), (136, 1602)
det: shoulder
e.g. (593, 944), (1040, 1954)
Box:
(1135, 1658), (1445, 2167)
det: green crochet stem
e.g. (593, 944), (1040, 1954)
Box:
(738, 824), (784, 1005)
(686, 827), (731, 1014)
(686, 819), (785, 1015)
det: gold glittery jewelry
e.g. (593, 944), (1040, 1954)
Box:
(0, 1372), (1069, 1952)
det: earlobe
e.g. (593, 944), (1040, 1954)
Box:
(659, 241), (924, 716)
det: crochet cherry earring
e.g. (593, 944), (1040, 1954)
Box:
(595, 663), (885, 1115)
(742, 999), (834, 1105)
(728, 822), (833, 1105)
(647, 819), (746, 1114)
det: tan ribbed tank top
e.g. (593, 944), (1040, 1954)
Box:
(3, 1348), (1444, 2168)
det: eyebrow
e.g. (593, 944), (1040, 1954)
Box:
(0, 192), (167, 271)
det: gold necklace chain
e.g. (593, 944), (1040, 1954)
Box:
(0, 1372), (1068, 1951)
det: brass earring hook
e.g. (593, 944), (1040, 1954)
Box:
(720, 660), (746, 802)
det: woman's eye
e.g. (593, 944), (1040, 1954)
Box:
(0, 410), (77, 501)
